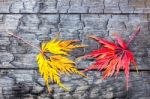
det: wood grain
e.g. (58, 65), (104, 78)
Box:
(0, 0), (150, 13)
(0, 70), (150, 99)
(0, 14), (149, 70)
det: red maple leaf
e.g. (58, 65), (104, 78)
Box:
(82, 27), (141, 89)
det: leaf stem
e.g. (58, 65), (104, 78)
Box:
(126, 26), (141, 47)
(7, 32), (43, 53)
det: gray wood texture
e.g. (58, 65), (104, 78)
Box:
(0, 0), (150, 13)
(0, 0), (150, 99)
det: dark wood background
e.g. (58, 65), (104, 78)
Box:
(0, 0), (150, 99)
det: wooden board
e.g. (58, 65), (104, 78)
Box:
(0, 70), (150, 99)
(0, 14), (149, 70)
(0, 0), (150, 13)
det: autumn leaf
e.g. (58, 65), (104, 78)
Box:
(81, 27), (140, 89)
(8, 32), (86, 93)
(37, 33), (86, 93)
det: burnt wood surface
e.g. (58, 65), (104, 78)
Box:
(0, 0), (150, 99)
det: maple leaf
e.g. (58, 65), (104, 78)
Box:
(81, 27), (140, 89)
(37, 33), (86, 93)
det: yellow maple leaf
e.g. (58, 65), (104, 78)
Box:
(36, 33), (86, 93)
(7, 32), (86, 93)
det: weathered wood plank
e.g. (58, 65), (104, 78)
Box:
(0, 0), (150, 13)
(0, 14), (149, 70)
(0, 70), (149, 99)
